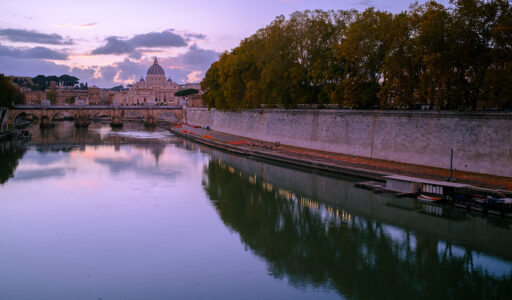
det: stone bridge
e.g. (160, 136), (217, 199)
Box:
(8, 105), (183, 127)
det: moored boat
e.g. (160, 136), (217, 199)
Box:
(417, 194), (443, 202)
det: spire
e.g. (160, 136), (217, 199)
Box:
(153, 57), (158, 65)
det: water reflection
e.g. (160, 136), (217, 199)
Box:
(1, 122), (511, 299)
(202, 150), (512, 299)
(0, 141), (27, 184)
(0, 122), (183, 188)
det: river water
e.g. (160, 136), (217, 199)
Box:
(1, 122), (511, 299)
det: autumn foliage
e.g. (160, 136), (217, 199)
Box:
(202, 0), (512, 110)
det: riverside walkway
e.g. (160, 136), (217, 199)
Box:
(170, 124), (512, 191)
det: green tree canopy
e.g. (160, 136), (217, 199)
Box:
(59, 75), (79, 86)
(46, 90), (57, 104)
(175, 89), (200, 97)
(0, 74), (25, 109)
(202, 0), (512, 110)
(65, 95), (76, 104)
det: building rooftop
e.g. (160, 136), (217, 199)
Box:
(147, 57), (165, 75)
(384, 175), (469, 188)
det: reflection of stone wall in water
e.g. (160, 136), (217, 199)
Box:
(187, 108), (512, 177)
(201, 154), (512, 299)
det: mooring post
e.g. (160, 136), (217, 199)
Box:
(446, 148), (454, 182)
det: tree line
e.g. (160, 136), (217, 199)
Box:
(201, 0), (512, 110)
(13, 75), (83, 91)
(0, 74), (24, 109)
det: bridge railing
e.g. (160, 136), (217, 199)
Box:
(13, 105), (183, 110)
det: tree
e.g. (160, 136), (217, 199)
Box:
(175, 89), (199, 97)
(201, 2), (512, 110)
(32, 75), (48, 90)
(59, 75), (79, 86)
(340, 8), (393, 108)
(110, 85), (125, 92)
(0, 74), (25, 108)
(65, 95), (76, 105)
(46, 90), (57, 104)
(0, 74), (25, 125)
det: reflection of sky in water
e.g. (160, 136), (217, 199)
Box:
(0, 123), (511, 299)
(0, 129), (338, 299)
(437, 241), (512, 278)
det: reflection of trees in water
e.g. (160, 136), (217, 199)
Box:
(0, 141), (27, 184)
(202, 159), (512, 300)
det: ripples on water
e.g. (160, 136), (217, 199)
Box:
(0, 122), (511, 299)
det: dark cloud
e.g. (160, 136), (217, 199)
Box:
(167, 44), (220, 71)
(91, 36), (134, 55)
(0, 44), (220, 87)
(91, 29), (190, 56)
(0, 44), (68, 60)
(0, 28), (73, 45)
(113, 58), (147, 81)
(98, 65), (118, 83)
(130, 30), (187, 47)
(129, 51), (142, 59)
(185, 33), (207, 40)
(0, 57), (70, 76)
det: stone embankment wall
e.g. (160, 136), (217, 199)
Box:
(185, 108), (512, 177)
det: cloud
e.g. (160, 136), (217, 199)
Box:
(351, 0), (373, 6)
(0, 57), (70, 76)
(113, 58), (147, 81)
(187, 70), (203, 83)
(185, 33), (207, 40)
(0, 45), (220, 87)
(91, 29), (189, 56)
(0, 44), (68, 60)
(55, 23), (99, 29)
(0, 28), (73, 45)
(79, 23), (98, 29)
(130, 30), (187, 47)
(166, 44), (220, 71)
(91, 36), (134, 55)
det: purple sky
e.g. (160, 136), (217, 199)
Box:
(0, 0), (449, 87)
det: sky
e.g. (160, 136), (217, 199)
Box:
(0, 0), (449, 88)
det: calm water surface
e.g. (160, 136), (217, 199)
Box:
(1, 122), (511, 299)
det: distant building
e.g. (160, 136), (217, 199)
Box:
(22, 89), (45, 105)
(184, 82), (201, 91)
(186, 94), (204, 107)
(14, 86), (44, 105)
(126, 58), (180, 105)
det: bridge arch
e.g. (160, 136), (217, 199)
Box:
(155, 110), (180, 124)
(10, 110), (40, 124)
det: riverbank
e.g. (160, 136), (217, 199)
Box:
(184, 108), (512, 177)
(168, 124), (512, 194)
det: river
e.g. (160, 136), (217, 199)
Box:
(1, 122), (511, 299)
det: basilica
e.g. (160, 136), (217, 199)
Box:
(125, 58), (180, 105)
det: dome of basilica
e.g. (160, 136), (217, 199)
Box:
(147, 58), (165, 75)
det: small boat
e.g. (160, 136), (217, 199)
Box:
(417, 194), (442, 202)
